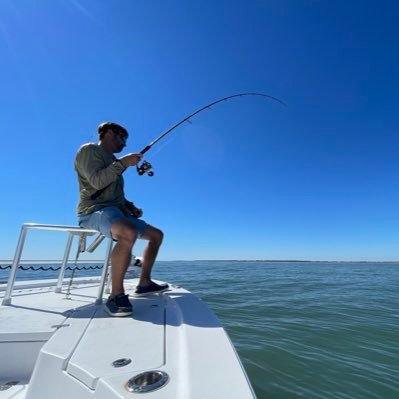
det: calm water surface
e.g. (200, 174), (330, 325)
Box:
(1, 261), (398, 399)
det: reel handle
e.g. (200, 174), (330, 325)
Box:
(136, 160), (154, 177)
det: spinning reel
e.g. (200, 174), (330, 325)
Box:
(136, 160), (154, 176)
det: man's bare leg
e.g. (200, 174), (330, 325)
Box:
(138, 225), (164, 287)
(109, 220), (138, 298)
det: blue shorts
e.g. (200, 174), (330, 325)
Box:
(78, 206), (148, 239)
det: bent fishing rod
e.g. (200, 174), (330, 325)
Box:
(136, 92), (287, 176)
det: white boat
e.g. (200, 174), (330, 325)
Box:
(0, 223), (256, 398)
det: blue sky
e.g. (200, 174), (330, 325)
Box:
(1, 0), (398, 261)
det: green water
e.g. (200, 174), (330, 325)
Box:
(2, 261), (398, 398)
(156, 261), (399, 399)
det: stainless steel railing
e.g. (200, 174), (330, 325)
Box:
(1, 223), (113, 306)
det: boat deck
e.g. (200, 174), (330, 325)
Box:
(0, 277), (256, 399)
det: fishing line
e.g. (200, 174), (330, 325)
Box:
(144, 132), (179, 161)
(136, 92), (286, 176)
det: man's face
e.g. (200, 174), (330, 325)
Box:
(110, 129), (128, 153)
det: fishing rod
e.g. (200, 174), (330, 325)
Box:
(136, 92), (287, 176)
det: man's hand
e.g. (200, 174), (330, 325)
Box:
(132, 207), (143, 218)
(120, 153), (143, 167)
(125, 201), (143, 218)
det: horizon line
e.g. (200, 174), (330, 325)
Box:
(1, 259), (399, 265)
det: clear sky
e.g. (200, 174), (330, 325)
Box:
(1, 0), (398, 261)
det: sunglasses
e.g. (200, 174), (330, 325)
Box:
(113, 130), (128, 143)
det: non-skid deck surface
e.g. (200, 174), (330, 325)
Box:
(0, 278), (162, 341)
(0, 279), (105, 341)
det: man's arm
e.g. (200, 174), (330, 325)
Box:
(75, 145), (128, 190)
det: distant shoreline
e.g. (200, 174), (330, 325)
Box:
(2, 259), (399, 265)
(159, 259), (399, 263)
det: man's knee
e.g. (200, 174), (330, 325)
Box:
(111, 221), (138, 244)
(152, 228), (164, 246)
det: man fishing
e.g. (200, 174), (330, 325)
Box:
(74, 122), (168, 317)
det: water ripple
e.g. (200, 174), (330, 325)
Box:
(157, 261), (399, 399)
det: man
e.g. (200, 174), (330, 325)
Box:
(75, 122), (168, 317)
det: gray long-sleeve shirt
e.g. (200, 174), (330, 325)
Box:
(74, 143), (131, 214)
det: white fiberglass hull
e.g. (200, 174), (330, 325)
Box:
(0, 277), (256, 399)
